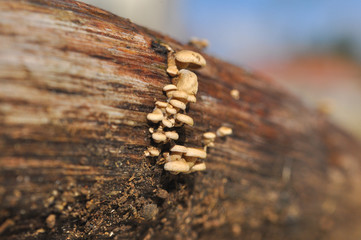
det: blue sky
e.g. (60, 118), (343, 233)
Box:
(182, 0), (361, 66)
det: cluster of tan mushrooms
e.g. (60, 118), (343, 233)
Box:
(145, 44), (232, 174)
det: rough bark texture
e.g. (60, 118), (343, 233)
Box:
(1, 0), (361, 239)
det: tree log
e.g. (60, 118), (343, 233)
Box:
(1, 0), (361, 239)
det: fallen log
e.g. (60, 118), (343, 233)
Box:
(0, 0), (361, 239)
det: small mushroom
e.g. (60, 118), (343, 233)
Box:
(166, 105), (177, 115)
(187, 95), (197, 103)
(171, 90), (189, 102)
(166, 51), (179, 77)
(162, 118), (173, 128)
(185, 147), (207, 159)
(176, 113), (194, 126)
(152, 132), (167, 143)
(172, 69), (198, 96)
(145, 147), (160, 157)
(170, 99), (186, 110)
(174, 50), (206, 69)
(165, 131), (179, 140)
(188, 37), (209, 50)
(155, 101), (168, 108)
(203, 132), (216, 140)
(203, 132), (216, 148)
(230, 89), (240, 100)
(164, 160), (190, 173)
(147, 109), (164, 123)
(170, 145), (188, 153)
(169, 118), (175, 125)
(163, 84), (177, 98)
(216, 126), (233, 137)
(163, 84), (177, 92)
(191, 162), (206, 172)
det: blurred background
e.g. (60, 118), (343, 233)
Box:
(81, 0), (361, 141)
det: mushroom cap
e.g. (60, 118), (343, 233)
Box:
(165, 131), (179, 140)
(176, 113), (194, 126)
(152, 132), (167, 143)
(166, 52), (179, 77)
(188, 38), (209, 50)
(162, 118), (173, 128)
(171, 90), (188, 101)
(155, 101), (168, 108)
(170, 99), (186, 110)
(187, 95), (197, 103)
(191, 162), (206, 171)
(164, 161), (190, 172)
(216, 126), (233, 137)
(174, 50), (206, 69)
(147, 109), (164, 123)
(173, 69), (198, 95)
(166, 106), (177, 115)
(230, 89), (240, 100)
(185, 147), (207, 159)
(147, 147), (160, 156)
(170, 145), (188, 153)
(203, 132), (216, 140)
(163, 84), (177, 92)
(167, 66), (178, 77)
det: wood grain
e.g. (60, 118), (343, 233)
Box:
(0, 0), (361, 239)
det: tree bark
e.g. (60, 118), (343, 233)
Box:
(1, 0), (361, 239)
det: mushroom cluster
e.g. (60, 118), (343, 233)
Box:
(202, 132), (216, 150)
(145, 45), (208, 174)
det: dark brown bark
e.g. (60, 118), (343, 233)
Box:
(1, 0), (361, 239)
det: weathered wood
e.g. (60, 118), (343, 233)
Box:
(1, 0), (361, 239)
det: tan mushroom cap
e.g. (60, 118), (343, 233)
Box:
(191, 162), (206, 171)
(187, 95), (197, 103)
(188, 37), (209, 50)
(216, 126), (233, 137)
(170, 145), (188, 153)
(165, 131), (179, 140)
(176, 113), (194, 126)
(173, 69), (198, 95)
(203, 132), (216, 140)
(164, 160), (190, 172)
(147, 109), (164, 123)
(170, 152), (182, 161)
(166, 52), (179, 77)
(147, 147), (160, 157)
(230, 89), (240, 100)
(162, 118), (173, 128)
(155, 101), (168, 108)
(166, 106), (177, 115)
(174, 50), (206, 69)
(185, 147), (207, 159)
(170, 99), (186, 110)
(171, 90), (189, 101)
(163, 84), (177, 92)
(152, 132), (167, 143)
